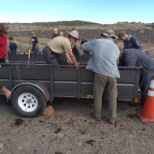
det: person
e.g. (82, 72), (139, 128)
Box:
(0, 81), (11, 99)
(31, 32), (39, 55)
(81, 38), (87, 45)
(9, 37), (17, 54)
(118, 31), (142, 50)
(0, 23), (8, 63)
(52, 28), (59, 39)
(59, 32), (63, 36)
(70, 32), (81, 62)
(42, 30), (79, 66)
(119, 47), (154, 108)
(81, 32), (120, 124)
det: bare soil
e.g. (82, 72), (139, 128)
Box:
(0, 96), (154, 154)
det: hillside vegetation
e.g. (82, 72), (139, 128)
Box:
(3, 20), (154, 52)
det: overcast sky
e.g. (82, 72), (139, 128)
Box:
(1, 0), (153, 24)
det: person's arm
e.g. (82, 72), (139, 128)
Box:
(74, 44), (81, 61)
(132, 37), (142, 50)
(14, 43), (17, 52)
(35, 38), (39, 47)
(63, 40), (78, 66)
(65, 52), (73, 64)
(81, 40), (93, 56)
(0, 82), (11, 99)
(68, 51), (78, 66)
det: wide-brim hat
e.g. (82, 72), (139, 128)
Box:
(101, 32), (109, 37)
(107, 30), (118, 39)
(67, 30), (79, 40)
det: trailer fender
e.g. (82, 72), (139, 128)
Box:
(11, 82), (51, 102)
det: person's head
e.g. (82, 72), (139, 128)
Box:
(0, 23), (7, 36)
(118, 31), (129, 41)
(9, 36), (14, 43)
(53, 28), (58, 34)
(67, 30), (79, 44)
(59, 31), (63, 36)
(31, 32), (36, 37)
(81, 38), (88, 45)
(101, 30), (118, 40)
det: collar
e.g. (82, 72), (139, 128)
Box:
(128, 34), (132, 41)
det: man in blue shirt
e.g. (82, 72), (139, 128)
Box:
(118, 31), (142, 50)
(119, 47), (154, 108)
(82, 33), (120, 124)
(9, 37), (17, 54)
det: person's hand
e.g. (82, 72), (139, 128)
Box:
(4, 90), (11, 99)
(67, 60), (73, 65)
(75, 62), (79, 67)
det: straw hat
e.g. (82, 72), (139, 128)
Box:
(67, 30), (79, 40)
(101, 30), (118, 38)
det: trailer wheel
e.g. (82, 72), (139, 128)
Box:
(11, 85), (47, 118)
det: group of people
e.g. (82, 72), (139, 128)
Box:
(1, 22), (154, 124)
(82, 29), (154, 124)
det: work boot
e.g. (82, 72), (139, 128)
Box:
(91, 113), (101, 121)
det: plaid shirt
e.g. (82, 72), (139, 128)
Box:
(123, 49), (154, 71)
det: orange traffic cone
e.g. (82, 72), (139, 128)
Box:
(139, 76), (154, 122)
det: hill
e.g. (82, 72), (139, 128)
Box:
(3, 20), (154, 52)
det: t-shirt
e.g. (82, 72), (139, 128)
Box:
(47, 36), (72, 54)
(31, 37), (38, 51)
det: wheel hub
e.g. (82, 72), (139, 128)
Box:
(18, 93), (38, 112)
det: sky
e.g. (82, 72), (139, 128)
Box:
(0, 0), (154, 24)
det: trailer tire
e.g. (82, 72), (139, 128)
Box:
(11, 85), (47, 118)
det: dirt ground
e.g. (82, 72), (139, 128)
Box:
(0, 96), (154, 154)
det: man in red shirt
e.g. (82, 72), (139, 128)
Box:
(0, 24), (8, 63)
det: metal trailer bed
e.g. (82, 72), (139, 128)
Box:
(0, 62), (141, 117)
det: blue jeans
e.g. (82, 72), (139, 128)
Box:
(140, 70), (154, 107)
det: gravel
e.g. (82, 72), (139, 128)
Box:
(0, 96), (154, 154)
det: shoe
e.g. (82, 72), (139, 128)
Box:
(91, 113), (101, 121)
(108, 118), (117, 124)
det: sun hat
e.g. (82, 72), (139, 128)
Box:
(101, 30), (117, 38)
(107, 30), (118, 38)
(101, 32), (109, 37)
(67, 30), (79, 40)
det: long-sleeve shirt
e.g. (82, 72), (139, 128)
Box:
(72, 44), (81, 62)
(122, 49), (154, 72)
(123, 34), (142, 50)
(82, 38), (120, 78)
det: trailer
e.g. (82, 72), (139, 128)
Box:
(0, 55), (141, 118)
